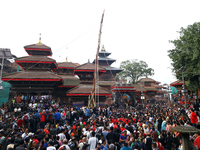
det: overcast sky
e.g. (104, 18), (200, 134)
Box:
(1, 0), (200, 85)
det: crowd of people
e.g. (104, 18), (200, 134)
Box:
(0, 98), (199, 150)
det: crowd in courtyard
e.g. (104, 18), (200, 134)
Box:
(0, 98), (199, 150)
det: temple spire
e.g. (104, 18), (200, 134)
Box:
(101, 45), (105, 51)
(37, 33), (42, 45)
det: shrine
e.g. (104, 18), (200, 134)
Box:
(2, 39), (63, 100)
(66, 62), (111, 106)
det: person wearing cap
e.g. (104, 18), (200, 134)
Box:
(47, 141), (56, 150)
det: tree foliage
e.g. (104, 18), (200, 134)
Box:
(117, 59), (154, 83)
(168, 22), (200, 91)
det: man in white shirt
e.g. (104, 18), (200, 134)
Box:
(14, 107), (17, 117)
(22, 128), (29, 140)
(17, 107), (21, 116)
(88, 131), (98, 150)
(57, 129), (66, 143)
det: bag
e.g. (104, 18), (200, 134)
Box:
(24, 115), (28, 121)
(60, 146), (67, 150)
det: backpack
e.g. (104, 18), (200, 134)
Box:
(60, 145), (67, 150)
(24, 115), (28, 121)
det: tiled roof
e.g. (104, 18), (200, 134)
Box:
(137, 78), (156, 83)
(15, 56), (56, 62)
(93, 57), (116, 63)
(103, 66), (123, 73)
(24, 43), (51, 49)
(74, 63), (106, 71)
(2, 71), (61, 80)
(132, 84), (146, 91)
(144, 87), (159, 91)
(57, 62), (78, 68)
(170, 80), (184, 86)
(154, 85), (164, 88)
(157, 90), (167, 93)
(99, 81), (116, 86)
(67, 84), (110, 94)
(99, 51), (111, 57)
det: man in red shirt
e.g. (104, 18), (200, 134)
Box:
(194, 133), (200, 149)
(40, 110), (46, 129)
(17, 118), (25, 128)
(190, 109), (198, 127)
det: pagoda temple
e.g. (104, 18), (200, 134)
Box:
(2, 39), (62, 98)
(66, 63), (111, 106)
(53, 62), (80, 102)
(93, 46), (122, 89)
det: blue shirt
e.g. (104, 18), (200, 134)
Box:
(43, 143), (48, 147)
(102, 131), (109, 140)
(55, 112), (61, 120)
(100, 144), (108, 150)
(34, 113), (41, 119)
(85, 109), (90, 117)
(120, 134), (128, 147)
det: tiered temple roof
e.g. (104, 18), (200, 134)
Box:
(93, 46), (122, 73)
(67, 62), (111, 98)
(24, 39), (52, 56)
(2, 39), (62, 94)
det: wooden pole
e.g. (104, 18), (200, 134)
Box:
(89, 10), (105, 108)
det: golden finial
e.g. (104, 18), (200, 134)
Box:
(37, 33), (42, 45)
(101, 45), (105, 51)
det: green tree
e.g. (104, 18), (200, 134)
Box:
(168, 22), (200, 92)
(118, 59), (154, 83)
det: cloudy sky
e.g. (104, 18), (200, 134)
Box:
(1, 0), (200, 84)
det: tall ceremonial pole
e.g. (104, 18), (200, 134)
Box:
(88, 10), (105, 108)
